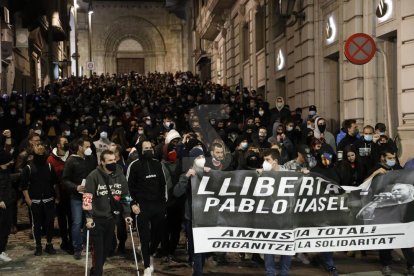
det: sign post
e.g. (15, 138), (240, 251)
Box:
(344, 33), (377, 65)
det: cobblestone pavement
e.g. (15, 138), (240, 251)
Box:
(0, 204), (410, 275)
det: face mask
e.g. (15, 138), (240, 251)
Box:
(258, 111), (264, 116)
(74, 122), (79, 127)
(276, 103), (284, 109)
(102, 119), (108, 123)
(62, 143), (69, 151)
(100, 132), (108, 139)
(145, 120), (151, 125)
(142, 150), (153, 159)
(195, 157), (206, 168)
(105, 162), (117, 172)
(84, 148), (93, 156)
(64, 130), (71, 137)
(309, 111), (316, 116)
(10, 111), (16, 116)
(34, 129), (42, 136)
(386, 159), (396, 167)
(286, 126), (293, 132)
(379, 132), (385, 136)
(138, 130), (144, 135)
(307, 124), (312, 129)
(240, 142), (248, 150)
(318, 124), (326, 133)
(262, 160), (273, 171)
(364, 134), (373, 142)
(164, 121), (171, 128)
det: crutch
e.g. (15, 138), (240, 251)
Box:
(128, 217), (140, 276)
(85, 222), (95, 276)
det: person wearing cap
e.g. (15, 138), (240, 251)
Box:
(173, 145), (211, 276)
(127, 140), (168, 276)
(374, 122), (399, 156)
(0, 151), (14, 262)
(282, 144), (315, 172)
(94, 128), (112, 165)
(308, 105), (317, 119)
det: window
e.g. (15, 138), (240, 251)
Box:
(271, 0), (286, 39)
(242, 22), (249, 62)
(255, 5), (265, 51)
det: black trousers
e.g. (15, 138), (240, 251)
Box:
(136, 201), (166, 268)
(161, 202), (183, 256)
(30, 201), (55, 246)
(111, 215), (127, 251)
(0, 208), (11, 252)
(380, 248), (414, 267)
(91, 217), (115, 276)
(57, 197), (72, 244)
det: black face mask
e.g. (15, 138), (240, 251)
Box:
(318, 124), (326, 133)
(33, 154), (47, 164)
(142, 150), (154, 159)
(105, 162), (117, 172)
(62, 143), (69, 151)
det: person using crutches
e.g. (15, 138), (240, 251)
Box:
(84, 150), (133, 276)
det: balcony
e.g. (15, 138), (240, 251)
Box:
(207, 0), (237, 15)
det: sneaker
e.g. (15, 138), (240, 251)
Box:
(45, 243), (56, 255)
(327, 266), (339, 276)
(74, 250), (82, 260)
(407, 266), (414, 276)
(150, 256), (154, 272)
(144, 267), (152, 276)
(297, 253), (310, 265)
(34, 246), (42, 256)
(0, 252), (12, 262)
(382, 266), (392, 276)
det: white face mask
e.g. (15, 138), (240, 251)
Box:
(262, 160), (273, 171)
(195, 157), (206, 168)
(64, 130), (71, 136)
(100, 132), (108, 139)
(84, 148), (93, 156)
(258, 111), (264, 116)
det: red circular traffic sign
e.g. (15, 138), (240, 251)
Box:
(344, 33), (377, 65)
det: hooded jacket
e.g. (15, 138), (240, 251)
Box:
(84, 165), (131, 219)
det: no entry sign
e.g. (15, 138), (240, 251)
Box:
(344, 33), (376, 65)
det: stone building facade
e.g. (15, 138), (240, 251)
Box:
(192, 0), (414, 163)
(76, 0), (189, 75)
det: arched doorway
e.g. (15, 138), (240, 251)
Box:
(116, 38), (145, 74)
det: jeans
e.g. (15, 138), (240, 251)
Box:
(70, 197), (84, 252)
(320, 252), (335, 269)
(264, 254), (292, 276)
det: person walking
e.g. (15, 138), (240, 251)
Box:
(0, 150), (14, 262)
(84, 150), (133, 276)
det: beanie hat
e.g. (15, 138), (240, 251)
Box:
(189, 147), (204, 159)
(165, 129), (181, 144)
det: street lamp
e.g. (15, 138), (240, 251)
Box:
(88, 0), (93, 77)
(74, 0), (79, 77)
(278, 0), (305, 27)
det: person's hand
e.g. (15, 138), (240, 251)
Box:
(301, 168), (310, 174)
(281, 134), (286, 141)
(125, 217), (133, 225)
(0, 201), (6, 209)
(131, 204), (140, 215)
(186, 169), (196, 177)
(375, 168), (387, 176)
(86, 218), (95, 229)
(256, 169), (263, 175)
(204, 167), (211, 173)
(77, 185), (86, 193)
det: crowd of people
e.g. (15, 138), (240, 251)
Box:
(0, 71), (413, 276)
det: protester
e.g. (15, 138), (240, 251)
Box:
(0, 150), (14, 262)
(84, 150), (133, 276)
(20, 144), (57, 256)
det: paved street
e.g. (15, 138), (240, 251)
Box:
(0, 204), (411, 276)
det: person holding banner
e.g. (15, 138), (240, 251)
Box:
(173, 146), (210, 276)
(362, 147), (414, 276)
(84, 150), (133, 276)
(259, 148), (293, 276)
